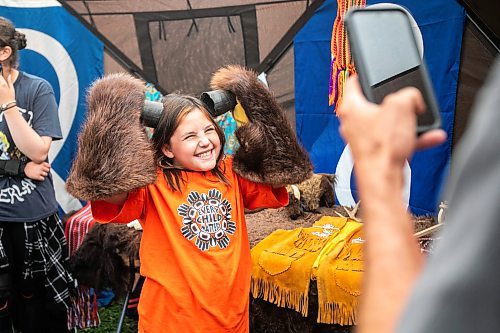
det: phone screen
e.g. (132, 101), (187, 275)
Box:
(345, 8), (441, 132)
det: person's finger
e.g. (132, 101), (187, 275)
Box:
(391, 87), (426, 115)
(41, 162), (50, 167)
(345, 75), (363, 96)
(338, 75), (369, 117)
(415, 129), (447, 150)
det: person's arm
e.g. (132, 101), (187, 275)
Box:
(0, 160), (53, 182)
(0, 70), (52, 163)
(3, 107), (52, 163)
(91, 189), (143, 224)
(236, 171), (289, 210)
(337, 77), (446, 333)
(104, 192), (128, 206)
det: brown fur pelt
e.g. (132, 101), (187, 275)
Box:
(210, 65), (313, 186)
(69, 222), (141, 297)
(286, 174), (336, 220)
(66, 73), (157, 201)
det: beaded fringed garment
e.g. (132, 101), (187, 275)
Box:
(328, 0), (366, 111)
(251, 216), (363, 325)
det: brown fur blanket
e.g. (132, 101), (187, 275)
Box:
(211, 65), (313, 186)
(66, 73), (157, 201)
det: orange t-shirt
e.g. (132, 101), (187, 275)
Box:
(92, 158), (288, 333)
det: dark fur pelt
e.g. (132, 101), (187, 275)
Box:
(211, 65), (313, 186)
(66, 73), (157, 201)
(250, 281), (352, 333)
(69, 223), (141, 297)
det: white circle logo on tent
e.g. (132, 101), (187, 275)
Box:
(19, 28), (82, 212)
(335, 144), (411, 207)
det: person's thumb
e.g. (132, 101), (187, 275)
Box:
(415, 129), (447, 150)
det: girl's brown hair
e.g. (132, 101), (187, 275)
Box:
(0, 17), (27, 68)
(151, 94), (229, 192)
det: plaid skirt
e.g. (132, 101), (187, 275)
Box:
(0, 214), (74, 309)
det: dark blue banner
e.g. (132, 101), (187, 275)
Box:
(295, 0), (465, 215)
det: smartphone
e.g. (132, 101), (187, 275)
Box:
(344, 7), (441, 134)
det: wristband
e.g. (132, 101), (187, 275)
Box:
(0, 159), (26, 177)
(19, 160), (26, 178)
(0, 100), (16, 113)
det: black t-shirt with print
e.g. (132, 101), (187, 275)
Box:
(0, 71), (62, 222)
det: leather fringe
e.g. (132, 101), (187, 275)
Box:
(251, 277), (310, 317)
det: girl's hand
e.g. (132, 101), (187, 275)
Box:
(24, 161), (51, 181)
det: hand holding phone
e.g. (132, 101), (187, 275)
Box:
(344, 6), (441, 134)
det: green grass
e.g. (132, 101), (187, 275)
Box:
(79, 300), (138, 333)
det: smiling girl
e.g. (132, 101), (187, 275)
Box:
(67, 64), (313, 332)
(89, 93), (288, 332)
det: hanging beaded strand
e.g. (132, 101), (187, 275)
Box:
(328, 0), (366, 112)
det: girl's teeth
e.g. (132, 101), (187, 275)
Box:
(198, 151), (211, 158)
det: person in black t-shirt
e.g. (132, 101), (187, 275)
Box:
(0, 16), (73, 333)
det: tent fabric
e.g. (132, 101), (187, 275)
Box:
(61, 0), (321, 131)
(460, 0), (500, 49)
(295, 0), (466, 215)
(0, 0), (104, 214)
(453, 19), (498, 149)
(62, 1), (310, 94)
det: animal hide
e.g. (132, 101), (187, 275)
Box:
(69, 223), (141, 297)
(286, 174), (336, 219)
(211, 65), (313, 186)
(66, 73), (157, 201)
